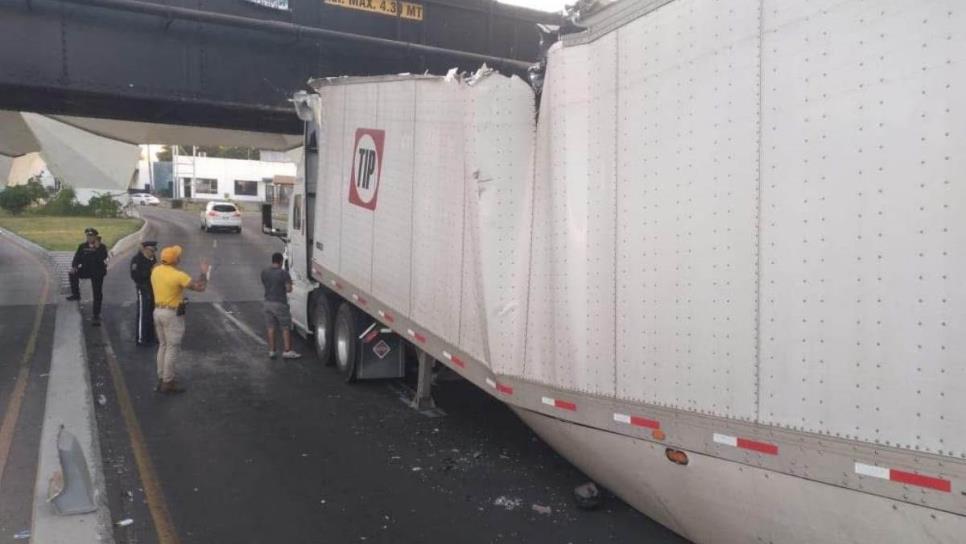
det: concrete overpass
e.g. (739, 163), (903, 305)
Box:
(0, 0), (557, 135)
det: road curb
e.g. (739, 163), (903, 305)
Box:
(30, 301), (115, 543)
(110, 210), (147, 259)
(0, 225), (56, 267)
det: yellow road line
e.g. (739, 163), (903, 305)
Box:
(100, 325), (181, 544)
(0, 239), (50, 483)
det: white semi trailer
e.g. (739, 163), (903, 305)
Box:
(262, 0), (966, 541)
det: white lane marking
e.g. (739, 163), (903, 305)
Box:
(213, 240), (218, 249)
(212, 302), (266, 346)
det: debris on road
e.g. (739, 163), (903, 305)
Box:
(115, 518), (134, 527)
(13, 529), (30, 540)
(531, 504), (553, 515)
(97, 394), (107, 406)
(493, 496), (522, 511)
(573, 482), (602, 510)
(411, 466), (422, 472)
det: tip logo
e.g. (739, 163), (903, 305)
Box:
(348, 128), (385, 210)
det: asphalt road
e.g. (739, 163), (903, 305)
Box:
(0, 233), (55, 544)
(86, 207), (686, 544)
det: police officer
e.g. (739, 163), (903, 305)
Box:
(66, 227), (109, 326)
(131, 241), (158, 345)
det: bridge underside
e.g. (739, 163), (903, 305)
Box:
(0, 0), (555, 135)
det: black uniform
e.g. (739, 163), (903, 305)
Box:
(69, 241), (109, 318)
(130, 251), (157, 344)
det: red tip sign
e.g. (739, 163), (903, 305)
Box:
(348, 128), (385, 210)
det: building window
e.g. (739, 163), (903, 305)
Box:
(234, 179), (259, 196)
(195, 178), (218, 194)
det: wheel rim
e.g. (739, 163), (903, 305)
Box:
(336, 315), (349, 371)
(315, 312), (327, 355)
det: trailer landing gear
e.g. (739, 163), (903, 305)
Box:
(410, 351), (437, 411)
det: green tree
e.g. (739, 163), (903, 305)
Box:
(88, 193), (122, 218)
(43, 186), (82, 216)
(0, 185), (36, 215)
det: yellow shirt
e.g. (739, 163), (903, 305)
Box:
(151, 264), (192, 308)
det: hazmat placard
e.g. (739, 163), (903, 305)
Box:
(324, 0), (424, 21)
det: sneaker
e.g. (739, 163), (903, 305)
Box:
(282, 351), (302, 359)
(66, 295), (80, 301)
(268, 351), (278, 359)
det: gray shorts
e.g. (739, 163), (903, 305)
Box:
(263, 301), (292, 329)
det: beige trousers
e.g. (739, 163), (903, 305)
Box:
(154, 308), (185, 382)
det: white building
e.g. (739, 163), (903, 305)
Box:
(171, 153), (296, 202)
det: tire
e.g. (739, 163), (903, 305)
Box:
(312, 294), (335, 366)
(334, 302), (360, 382)
(235, 227), (242, 234)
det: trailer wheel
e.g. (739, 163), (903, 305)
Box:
(334, 302), (359, 382)
(312, 294), (335, 367)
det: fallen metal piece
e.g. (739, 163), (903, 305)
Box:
(531, 503), (553, 515)
(48, 427), (97, 515)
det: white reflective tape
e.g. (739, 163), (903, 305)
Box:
(713, 433), (738, 447)
(352, 294), (359, 301)
(541, 397), (555, 407)
(358, 322), (377, 340)
(442, 351), (453, 361)
(855, 462), (890, 480)
(380, 328), (391, 333)
(613, 413), (631, 425)
(330, 279), (337, 286)
(407, 329), (416, 337)
(485, 378), (496, 389)
(378, 310), (386, 318)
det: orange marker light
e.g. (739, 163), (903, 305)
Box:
(665, 448), (689, 466)
(652, 429), (667, 441)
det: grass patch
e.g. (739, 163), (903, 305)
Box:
(0, 215), (144, 251)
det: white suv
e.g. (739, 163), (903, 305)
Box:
(201, 202), (242, 233)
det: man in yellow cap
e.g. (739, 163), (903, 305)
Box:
(150, 245), (209, 394)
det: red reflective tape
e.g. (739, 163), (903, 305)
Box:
(555, 400), (576, 411)
(736, 438), (779, 456)
(334, 282), (343, 290)
(357, 296), (368, 306)
(383, 313), (395, 323)
(630, 416), (660, 430)
(890, 469), (951, 492)
(451, 355), (466, 368)
(414, 332), (426, 343)
(496, 384), (513, 395)
(363, 330), (379, 343)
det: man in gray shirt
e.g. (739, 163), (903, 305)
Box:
(261, 252), (301, 359)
